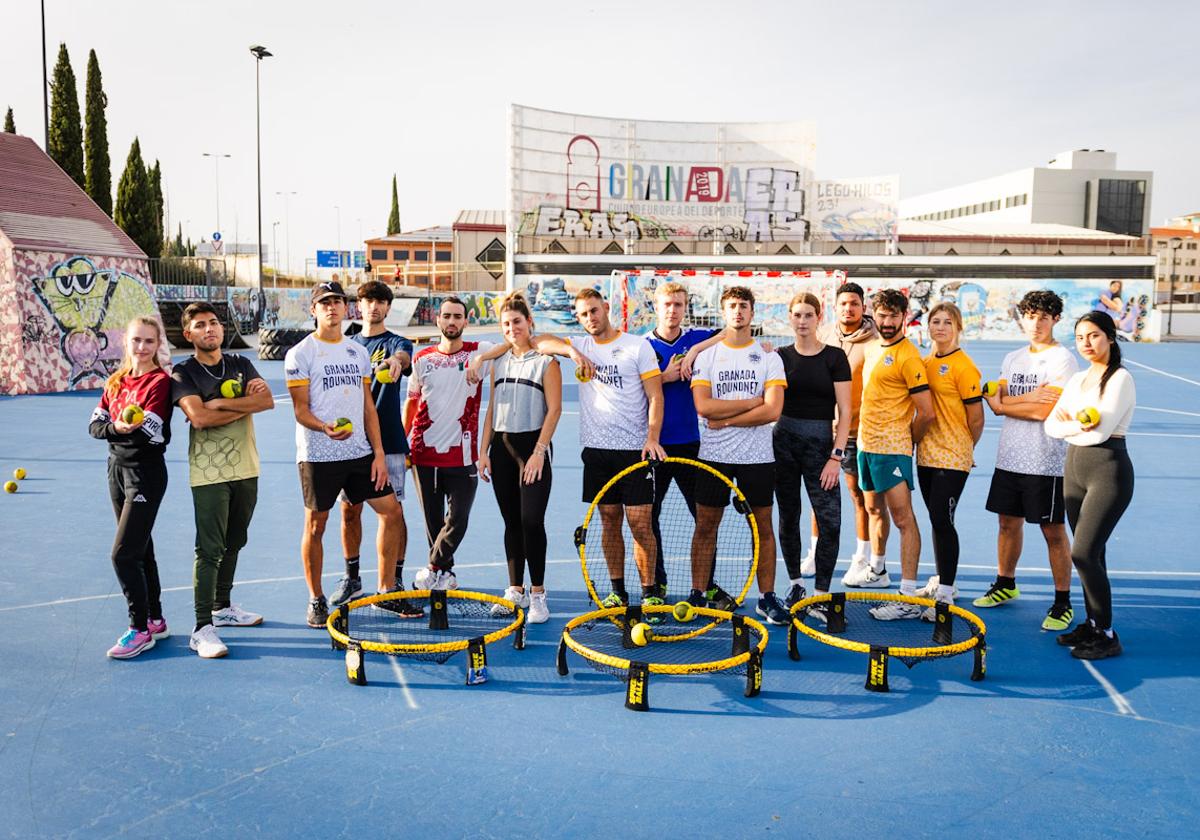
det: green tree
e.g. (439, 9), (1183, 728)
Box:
(83, 49), (112, 214)
(48, 43), (85, 189)
(114, 138), (156, 257)
(387, 174), (401, 235)
(169, 223), (185, 257)
(147, 159), (164, 257)
(3, 108), (14, 133)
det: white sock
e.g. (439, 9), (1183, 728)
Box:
(790, 577), (804, 587)
(804, 544), (816, 561)
(856, 539), (871, 558)
(900, 578), (917, 596)
(1104, 628), (1115, 638)
(937, 583), (956, 602)
(870, 554), (886, 572)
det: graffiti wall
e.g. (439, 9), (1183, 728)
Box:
(811, 176), (900, 243)
(1, 249), (158, 395)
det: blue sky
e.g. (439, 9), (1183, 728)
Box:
(2, 0), (1195, 272)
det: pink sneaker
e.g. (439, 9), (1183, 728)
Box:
(107, 628), (156, 659)
(147, 617), (169, 640)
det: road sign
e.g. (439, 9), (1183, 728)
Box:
(316, 250), (351, 268)
(353, 250), (366, 268)
(212, 231), (222, 241)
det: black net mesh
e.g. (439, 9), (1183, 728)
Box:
(579, 459), (755, 607)
(567, 613), (765, 679)
(794, 598), (982, 667)
(343, 597), (517, 664)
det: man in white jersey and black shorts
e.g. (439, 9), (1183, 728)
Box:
(285, 282), (406, 628)
(530, 288), (667, 611)
(689, 286), (790, 625)
(979, 290), (1077, 631)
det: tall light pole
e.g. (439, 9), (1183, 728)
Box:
(250, 44), (272, 295)
(271, 220), (280, 287)
(41, 0), (49, 150)
(276, 190), (296, 278)
(201, 152), (231, 244)
(1168, 236), (1183, 337)
(334, 205), (342, 272)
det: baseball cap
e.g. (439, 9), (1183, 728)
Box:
(311, 281), (347, 303)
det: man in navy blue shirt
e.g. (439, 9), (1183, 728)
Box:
(330, 281), (415, 609)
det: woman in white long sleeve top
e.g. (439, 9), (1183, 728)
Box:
(1044, 312), (1135, 660)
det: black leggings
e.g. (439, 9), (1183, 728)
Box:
(1064, 439), (1134, 631)
(413, 465), (478, 571)
(917, 466), (969, 587)
(107, 457), (167, 631)
(490, 431), (552, 587)
(773, 420), (841, 592)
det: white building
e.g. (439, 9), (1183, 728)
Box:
(900, 150), (1152, 237)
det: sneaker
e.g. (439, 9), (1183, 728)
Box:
(914, 575), (959, 599)
(972, 581), (1020, 608)
(643, 595), (666, 624)
(869, 601), (923, 621)
(800, 553), (816, 577)
(189, 624), (228, 659)
(920, 597), (954, 623)
(414, 567), (458, 591)
(601, 591), (629, 609)
(858, 567), (892, 589)
(805, 602), (831, 627)
(1071, 630), (1123, 660)
(329, 576), (364, 607)
(703, 584), (738, 612)
(755, 593), (790, 626)
(686, 590), (707, 609)
(376, 590), (424, 619)
(784, 583), (808, 609)
(307, 596), (329, 629)
(841, 555), (870, 587)
(491, 586), (530, 617)
(107, 628), (155, 659)
(147, 617), (169, 640)
(211, 604), (263, 627)
(1041, 602), (1074, 632)
(528, 591), (550, 624)
(1057, 621), (1102, 648)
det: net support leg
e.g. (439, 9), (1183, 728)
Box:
(787, 622), (801, 661)
(345, 641), (367, 686)
(466, 636), (488, 685)
(331, 605), (349, 651)
(428, 589), (449, 630)
(556, 637), (569, 676)
(971, 633), (987, 682)
(513, 615), (526, 650)
(621, 605), (644, 650)
(744, 648), (763, 698)
(731, 614), (749, 656)
(625, 661), (650, 711)
(865, 645), (890, 693)
(931, 600), (953, 646)
(828, 592), (847, 634)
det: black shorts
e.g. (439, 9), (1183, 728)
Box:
(581, 447), (654, 507)
(299, 455), (392, 512)
(985, 468), (1065, 525)
(841, 438), (859, 477)
(696, 460), (775, 509)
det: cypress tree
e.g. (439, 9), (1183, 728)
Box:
(84, 50), (112, 214)
(387, 174), (401, 235)
(48, 43), (85, 189)
(147, 160), (164, 257)
(114, 138), (156, 257)
(3, 108), (14, 133)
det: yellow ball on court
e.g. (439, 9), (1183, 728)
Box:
(672, 601), (695, 622)
(219, 379), (243, 398)
(982, 380), (999, 397)
(333, 417), (353, 433)
(1076, 407), (1100, 426)
(574, 366), (592, 383)
(120, 404), (144, 425)
(374, 365), (394, 384)
(4, 480), (17, 494)
(13, 468), (26, 480)
(630, 622), (653, 646)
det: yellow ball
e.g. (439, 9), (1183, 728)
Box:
(630, 622), (653, 646)
(982, 380), (999, 397)
(672, 601), (695, 622)
(574, 366), (592, 383)
(4, 480), (17, 494)
(333, 417), (353, 433)
(1076, 407), (1100, 426)
(120, 405), (144, 425)
(374, 365), (394, 384)
(220, 379), (243, 398)
(13, 468), (26, 480)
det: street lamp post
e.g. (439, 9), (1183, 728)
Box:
(250, 44), (272, 298)
(201, 152), (231, 244)
(272, 220), (280, 288)
(1168, 236), (1183, 337)
(276, 190), (296, 278)
(334, 205), (342, 274)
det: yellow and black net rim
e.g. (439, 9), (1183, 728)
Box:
(786, 592), (987, 693)
(573, 456), (759, 611)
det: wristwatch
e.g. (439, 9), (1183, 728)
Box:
(830, 447), (845, 461)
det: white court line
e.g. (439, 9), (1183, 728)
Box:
(1136, 406), (1200, 418)
(955, 562), (1200, 578)
(1081, 660), (1140, 718)
(388, 658), (420, 710)
(1125, 359), (1200, 388)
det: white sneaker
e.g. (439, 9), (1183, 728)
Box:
(858, 567), (892, 589)
(189, 624), (229, 658)
(921, 597), (955, 623)
(841, 555), (870, 587)
(527, 591), (550, 624)
(492, 586), (530, 617)
(914, 575), (959, 599)
(800, 553), (816, 577)
(211, 604), (263, 627)
(869, 602), (922, 621)
(415, 567), (458, 591)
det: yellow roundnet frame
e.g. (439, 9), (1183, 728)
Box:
(575, 457), (759, 613)
(326, 589), (524, 656)
(558, 604), (768, 676)
(786, 592), (988, 692)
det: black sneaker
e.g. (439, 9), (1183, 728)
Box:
(704, 584), (738, 612)
(756, 592), (790, 626)
(686, 589), (707, 609)
(784, 583), (808, 609)
(377, 590), (424, 619)
(1057, 620), (1101, 647)
(1071, 630), (1122, 660)
(329, 576), (363, 608)
(307, 596), (329, 629)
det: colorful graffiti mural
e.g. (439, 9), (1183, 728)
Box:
(2, 251), (157, 394)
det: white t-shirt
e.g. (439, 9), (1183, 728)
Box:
(406, 341), (494, 468)
(1044, 367), (1136, 446)
(691, 339), (786, 464)
(570, 332), (661, 450)
(284, 334), (373, 463)
(995, 343), (1078, 476)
